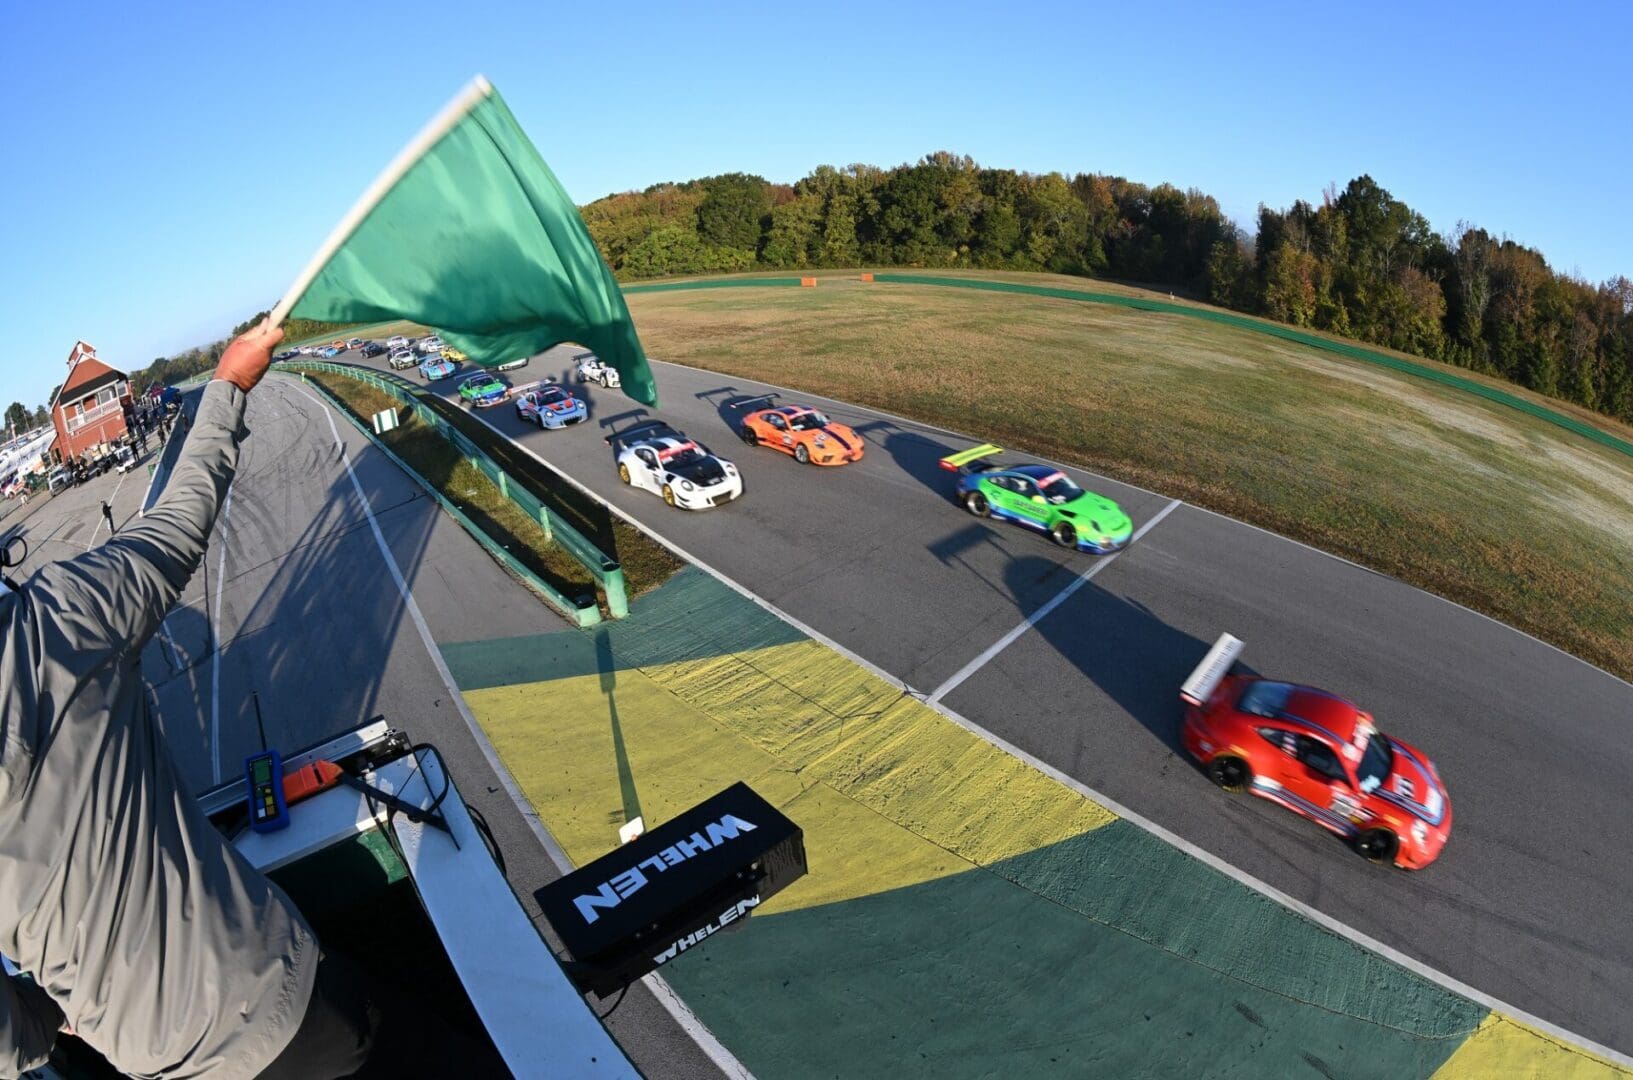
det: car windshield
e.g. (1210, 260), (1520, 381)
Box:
(539, 388), (567, 403)
(666, 447), (704, 465)
(1039, 473), (1083, 503)
(1355, 733), (1394, 793)
(789, 411), (829, 431)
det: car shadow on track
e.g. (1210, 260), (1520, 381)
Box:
(998, 552), (1248, 761)
(850, 420), (962, 504)
(692, 386), (763, 440)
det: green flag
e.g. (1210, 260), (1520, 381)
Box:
(273, 77), (657, 406)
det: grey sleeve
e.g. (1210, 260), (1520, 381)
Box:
(0, 975), (63, 1078)
(29, 380), (246, 661)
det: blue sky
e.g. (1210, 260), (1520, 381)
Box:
(2, 0), (1628, 409)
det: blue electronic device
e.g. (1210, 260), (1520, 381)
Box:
(245, 749), (289, 833)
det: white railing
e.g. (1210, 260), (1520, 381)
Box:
(65, 399), (122, 431)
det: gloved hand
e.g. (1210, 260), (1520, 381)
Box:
(214, 320), (285, 393)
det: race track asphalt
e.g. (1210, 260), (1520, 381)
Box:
(338, 344), (1633, 1057)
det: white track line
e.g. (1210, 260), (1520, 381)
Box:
(455, 392), (1633, 1070)
(282, 378), (753, 1080)
(208, 483), (234, 785)
(927, 499), (1181, 706)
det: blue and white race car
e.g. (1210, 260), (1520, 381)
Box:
(419, 355), (458, 381)
(515, 381), (587, 429)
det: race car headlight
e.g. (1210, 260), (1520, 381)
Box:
(680, 480), (695, 491)
(1411, 821), (1428, 846)
(725, 463), (738, 474)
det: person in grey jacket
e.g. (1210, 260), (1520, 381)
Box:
(0, 324), (361, 1078)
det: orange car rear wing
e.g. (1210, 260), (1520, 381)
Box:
(938, 443), (1004, 472)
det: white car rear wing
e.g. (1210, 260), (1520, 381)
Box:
(1180, 633), (1244, 706)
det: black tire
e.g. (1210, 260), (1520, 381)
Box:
(740, 425), (759, 446)
(964, 490), (990, 518)
(794, 443), (811, 464)
(1355, 828), (1399, 866)
(1051, 521), (1077, 548)
(1206, 756), (1250, 793)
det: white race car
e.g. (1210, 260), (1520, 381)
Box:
(387, 335), (409, 350)
(574, 352), (621, 388)
(607, 421), (742, 510)
(388, 348), (417, 370)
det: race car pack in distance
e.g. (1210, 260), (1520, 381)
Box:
(737, 394), (864, 465)
(607, 420), (741, 509)
(1179, 634), (1452, 868)
(940, 444), (1132, 553)
(515, 381), (587, 428)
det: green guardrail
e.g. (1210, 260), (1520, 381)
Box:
(872, 272), (1633, 461)
(282, 360), (628, 626)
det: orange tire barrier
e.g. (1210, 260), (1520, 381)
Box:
(860, 272), (874, 283)
(800, 277), (816, 287)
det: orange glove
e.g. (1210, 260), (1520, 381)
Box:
(213, 320), (285, 393)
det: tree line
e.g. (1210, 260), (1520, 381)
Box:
(582, 154), (1633, 422)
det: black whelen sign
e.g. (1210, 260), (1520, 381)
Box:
(537, 782), (807, 997)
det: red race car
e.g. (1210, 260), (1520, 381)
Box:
(1179, 635), (1451, 869)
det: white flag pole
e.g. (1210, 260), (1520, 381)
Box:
(267, 75), (494, 331)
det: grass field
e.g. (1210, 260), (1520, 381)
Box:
(623, 270), (1633, 682)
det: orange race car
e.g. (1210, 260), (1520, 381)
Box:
(737, 394), (864, 466)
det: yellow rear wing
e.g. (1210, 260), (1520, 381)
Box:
(938, 443), (1004, 472)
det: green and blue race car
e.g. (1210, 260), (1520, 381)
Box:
(940, 444), (1133, 553)
(457, 371), (510, 407)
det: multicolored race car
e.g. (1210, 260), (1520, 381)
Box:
(515, 381), (587, 429)
(939, 444), (1132, 553)
(736, 394), (864, 465)
(1179, 634), (1452, 869)
(607, 420), (741, 510)
(419, 355), (458, 381)
(457, 371), (510, 408)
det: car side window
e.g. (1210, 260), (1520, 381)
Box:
(990, 476), (1015, 493)
(1257, 727), (1295, 754)
(1015, 479), (1039, 499)
(637, 449), (658, 467)
(767, 414), (786, 430)
(1293, 735), (1346, 782)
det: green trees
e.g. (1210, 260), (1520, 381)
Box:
(5, 402), (29, 432)
(578, 158), (1633, 423)
(696, 173), (771, 254)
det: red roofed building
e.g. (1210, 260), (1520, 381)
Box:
(51, 341), (133, 462)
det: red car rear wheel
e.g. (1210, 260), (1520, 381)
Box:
(1207, 755), (1250, 793)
